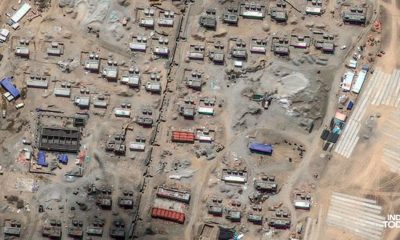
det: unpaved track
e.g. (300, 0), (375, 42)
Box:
(378, 0), (400, 71)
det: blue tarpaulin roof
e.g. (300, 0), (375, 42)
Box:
(58, 154), (68, 164)
(1, 77), (20, 98)
(249, 143), (273, 154)
(37, 151), (48, 167)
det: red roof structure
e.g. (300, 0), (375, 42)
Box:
(151, 207), (185, 224)
(171, 131), (195, 143)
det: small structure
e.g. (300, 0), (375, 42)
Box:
(171, 130), (195, 143)
(222, 169), (248, 184)
(306, 6), (323, 15)
(226, 209), (241, 222)
(86, 219), (104, 236)
(196, 128), (215, 142)
(10, 3), (31, 24)
(209, 41), (225, 64)
(153, 37), (170, 57)
(140, 7), (156, 28)
(240, 2), (265, 19)
(199, 9), (217, 30)
(145, 81), (162, 93)
(271, 8), (288, 22)
(208, 205), (223, 216)
(188, 44), (206, 60)
(156, 186), (191, 203)
(140, 17), (155, 28)
(290, 35), (311, 49)
(269, 218), (291, 229)
(342, 7), (367, 25)
(271, 36), (290, 56)
(15, 40), (30, 58)
(129, 36), (148, 52)
(118, 191), (134, 209)
(68, 220), (83, 239)
(158, 10), (175, 27)
(4, 219), (22, 237)
(351, 69), (367, 94)
(199, 224), (219, 239)
(198, 106), (214, 116)
(114, 108), (131, 118)
(185, 70), (203, 90)
(37, 151), (48, 167)
(74, 96), (90, 109)
(341, 71), (354, 92)
(250, 38), (268, 54)
(230, 39), (247, 60)
(314, 33), (335, 53)
(109, 219), (125, 239)
(0, 29), (10, 42)
(199, 96), (216, 114)
(58, 154), (68, 165)
(27, 75), (49, 88)
(105, 133), (126, 155)
(179, 103), (196, 119)
(129, 135), (146, 151)
(84, 53), (100, 73)
(96, 195), (113, 210)
(207, 199), (223, 216)
(93, 95), (108, 109)
(102, 59), (118, 81)
(223, 6), (239, 25)
(1, 77), (20, 99)
(54, 87), (71, 97)
(151, 208), (185, 224)
(254, 176), (278, 193)
(38, 126), (81, 153)
(136, 116), (153, 127)
(47, 42), (64, 56)
(306, 0), (323, 15)
(73, 113), (88, 127)
(294, 199), (311, 210)
(249, 143), (273, 155)
(121, 67), (140, 88)
(247, 213), (263, 224)
(42, 220), (62, 239)
(347, 59), (357, 69)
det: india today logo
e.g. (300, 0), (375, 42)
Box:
(383, 215), (400, 229)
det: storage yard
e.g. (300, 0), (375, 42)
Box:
(0, 0), (399, 240)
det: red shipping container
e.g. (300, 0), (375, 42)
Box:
(171, 131), (195, 143)
(151, 207), (185, 224)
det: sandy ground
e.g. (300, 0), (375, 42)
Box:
(310, 0), (400, 239)
(0, 0), (392, 239)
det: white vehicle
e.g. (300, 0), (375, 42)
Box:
(15, 103), (24, 109)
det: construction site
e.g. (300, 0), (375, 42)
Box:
(0, 0), (399, 240)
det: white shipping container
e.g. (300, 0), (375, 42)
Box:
(129, 142), (146, 151)
(351, 70), (367, 94)
(341, 71), (354, 91)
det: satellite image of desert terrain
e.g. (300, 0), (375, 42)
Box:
(0, 0), (399, 240)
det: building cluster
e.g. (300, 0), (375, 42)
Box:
(0, 0), (373, 239)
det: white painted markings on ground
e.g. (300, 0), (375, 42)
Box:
(372, 69), (400, 107)
(334, 71), (379, 157)
(327, 192), (385, 240)
(335, 69), (400, 158)
(381, 110), (400, 173)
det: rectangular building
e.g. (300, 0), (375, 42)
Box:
(1, 77), (20, 98)
(38, 126), (81, 153)
(11, 3), (31, 23)
(156, 186), (191, 203)
(351, 70), (367, 94)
